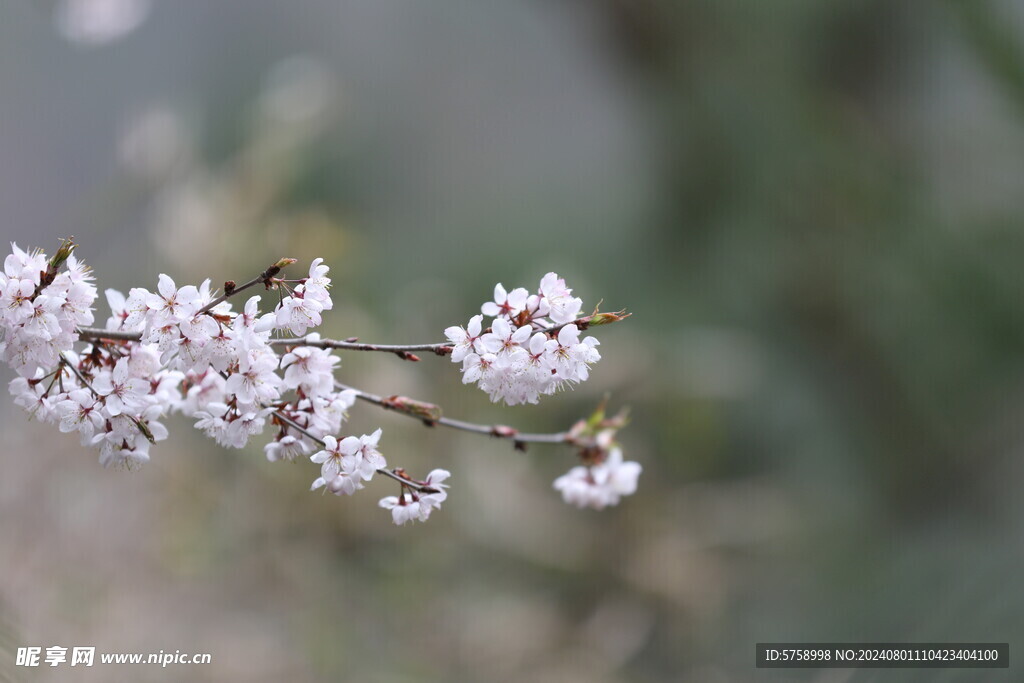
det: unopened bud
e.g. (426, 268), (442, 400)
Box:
(48, 237), (77, 270)
(264, 258), (298, 281)
(381, 395), (442, 421)
(588, 308), (631, 326)
(34, 237), (79, 296)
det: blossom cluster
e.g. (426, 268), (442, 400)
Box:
(105, 257), (342, 463)
(444, 273), (601, 406)
(2, 240), (640, 523)
(552, 411), (642, 510)
(379, 468), (450, 525)
(0, 242), (406, 517)
(0, 244), (97, 376)
(554, 448), (641, 509)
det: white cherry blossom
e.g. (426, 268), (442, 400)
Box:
(539, 272), (583, 324)
(281, 337), (339, 397)
(57, 388), (104, 436)
(447, 273), (603, 405)
(92, 357), (148, 416)
(265, 434), (311, 463)
(480, 317), (531, 355)
(554, 448), (641, 509)
(146, 273), (201, 324)
(481, 283), (529, 319)
(274, 287), (324, 336)
(303, 258), (332, 309)
(337, 428), (385, 481)
(444, 314), (484, 362)
(224, 348), (282, 407)
(4, 243), (632, 523)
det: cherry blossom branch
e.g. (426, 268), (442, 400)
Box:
(75, 309), (630, 360)
(6, 238), (640, 517)
(205, 363), (438, 494)
(59, 351), (155, 443)
(197, 258), (297, 315)
(273, 339), (450, 353)
(271, 336), (448, 361)
(73, 324), (575, 448)
(334, 381), (571, 448)
(269, 400), (439, 494)
(265, 308), (632, 361)
(73, 326), (448, 360)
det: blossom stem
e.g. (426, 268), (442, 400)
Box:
(197, 275), (265, 315)
(197, 258), (297, 315)
(334, 381), (571, 446)
(75, 310), (626, 357)
(58, 352), (99, 398)
(271, 336), (450, 359)
(270, 407), (439, 494)
(265, 310), (631, 357)
(59, 351), (153, 442)
(76, 327), (140, 342)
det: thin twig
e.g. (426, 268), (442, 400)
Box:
(59, 352), (99, 398)
(334, 381), (571, 446)
(76, 327), (138, 342)
(264, 309), (630, 359)
(76, 321), (573, 446)
(197, 275), (265, 315)
(270, 336), (448, 360)
(271, 409), (438, 493)
(77, 311), (626, 358)
(197, 258), (297, 315)
(272, 338), (450, 352)
(60, 352), (154, 442)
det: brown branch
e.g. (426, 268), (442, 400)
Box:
(271, 336), (450, 360)
(269, 409), (438, 494)
(334, 381), (571, 448)
(58, 352), (99, 398)
(197, 257), (296, 315)
(77, 327), (141, 342)
(264, 309), (631, 359)
(77, 310), (629, 360)
(75, 325), (575, 448)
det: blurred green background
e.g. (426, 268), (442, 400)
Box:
(2, 1), (1024, 681)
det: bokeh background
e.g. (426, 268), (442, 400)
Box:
(2, 1), (1024, 681)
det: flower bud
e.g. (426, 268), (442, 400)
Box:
(48, 237), (77, 271)
(588, 308), (630, 326)
(381, 395), (442, 422)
